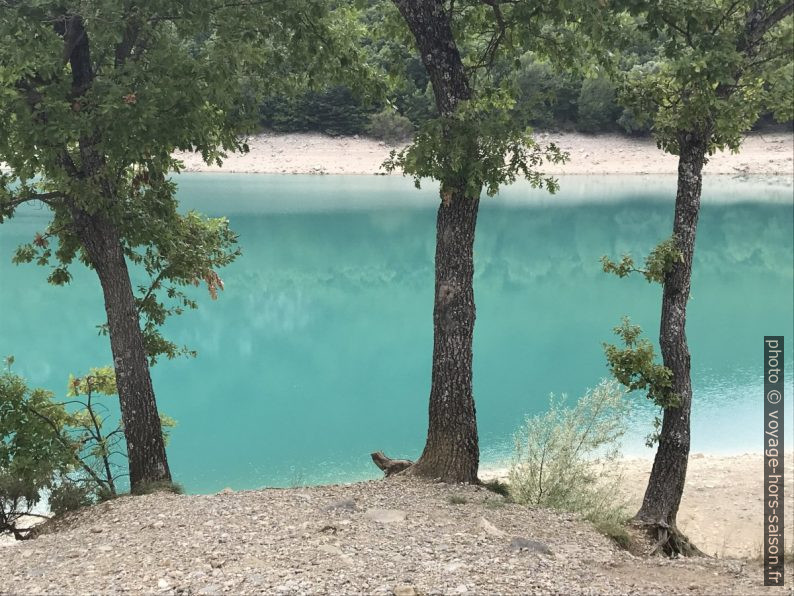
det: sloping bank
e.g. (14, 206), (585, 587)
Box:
(0, 477), (785, 595)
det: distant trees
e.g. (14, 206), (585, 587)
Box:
(255, 43), (650, 136)
(260, 86), (374, 137)
(254, 1), (791, 139)
(603, 0), (793, 555)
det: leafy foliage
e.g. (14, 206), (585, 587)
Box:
(614, 0), (794, 154)
(0, 372), (75, 539)
(601, 237), (683, 447)
(510, 57), (581, 130)
(601, 236), (683, 284)
(61, 367), (176, 499)
(0, 365), (178, 538)
(509, 380), (631, 544)
(384, 88), (567, 196)
(604, 317), (680, 414)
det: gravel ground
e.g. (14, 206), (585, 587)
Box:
(0, 477), (788, 595)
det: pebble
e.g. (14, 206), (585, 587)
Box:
(364, 508), (407, 523)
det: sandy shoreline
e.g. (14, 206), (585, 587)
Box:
(481, 451), (794, 559)
(617, 452), (793, 559)
(174, 130), (794, 176)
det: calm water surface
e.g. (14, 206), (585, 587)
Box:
(1, 175), (792, 493)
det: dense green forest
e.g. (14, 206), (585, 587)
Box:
(258, 0), (791, 141)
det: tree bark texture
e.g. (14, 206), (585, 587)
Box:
(392, 0), (481, 482)
(411, 192), (481, 482)
(72, 209), (172, 488)
(392, 0), (472, 116)
(60, 15), (171, 489)
(635, 131), (708, 555)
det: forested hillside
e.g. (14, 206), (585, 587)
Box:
(258, 0), (791, 141)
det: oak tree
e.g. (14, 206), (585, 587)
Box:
(379, 0), (571, 482)
(0, 0), (361, 490)
(604, 0), (793, 554)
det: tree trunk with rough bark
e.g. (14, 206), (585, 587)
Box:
(72, 209), (172, 489)
(409, 192), (480, 483)
(635, 131), (709, 556)
(60, 15), (171, 489)
(391, 0), (481, 482)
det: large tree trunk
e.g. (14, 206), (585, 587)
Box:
(390, 0), (481, 482)
(392, 1), (471, 115)
(72, 209), (172, 489)
(635, 131), (708, 556)
(58, 14), (171, 490)
(408, 191), (480, 482)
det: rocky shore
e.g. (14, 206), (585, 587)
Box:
(0, 476), (787, 595)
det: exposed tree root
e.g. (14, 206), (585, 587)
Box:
(370, 451), (481, 484)
(633, 518), (708, 558)
(370, 451), (414, 477)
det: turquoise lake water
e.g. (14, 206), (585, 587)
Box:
(1, 174), (792, 493)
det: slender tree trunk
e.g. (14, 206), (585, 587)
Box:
(408, 191), (480, 482)
(72, 209), (172, 489)
(57, 14), (171, 490)
(390, 0), (481, 482)
(635, 131), (708, 555)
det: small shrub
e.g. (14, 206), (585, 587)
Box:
(508, 379), (632, 546)
(483, 498), (506, 510)
(0, 372), (76, 539)
(482, 479), (510, 498)
(617, 107), (652, 136)
(131, 480), (184, 496)
(48, 480), (93, 516)
(593, 513), (632, 549)
(447, 494), (468, 505)
(367, 108), (415, 145)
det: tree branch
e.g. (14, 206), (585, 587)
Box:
(25, 406), (108, 490)
(741, 1), (794, 54)
(1, 192), (64, 209)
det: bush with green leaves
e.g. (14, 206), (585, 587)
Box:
(1, 363), (177, 538)
(508, 380), (631, 545)
(59, 367), (176, 500)
(367, 108), (415, 144)
(576, 77), (622, 133)
(0, 369), (76, 539)
(511, 57), (582, 131)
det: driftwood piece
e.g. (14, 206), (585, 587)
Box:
(370, 451), (414, 477)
